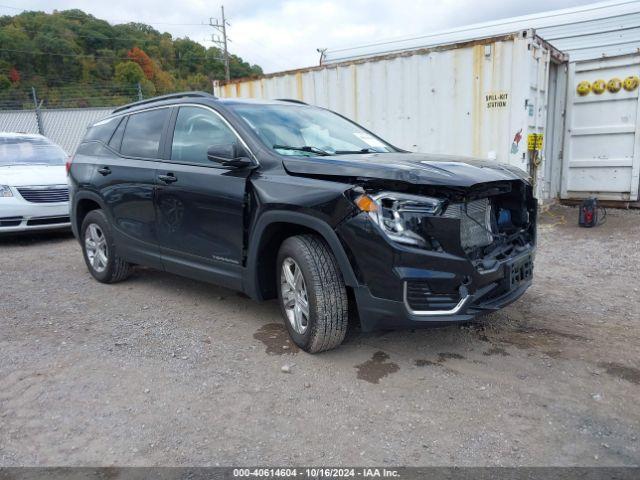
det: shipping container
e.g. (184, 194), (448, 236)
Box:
(214, 0), (640, 204)
(215, 32), (566, 201)
(562, 55), (640, 201)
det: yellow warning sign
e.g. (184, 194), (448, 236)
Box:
(623, 76), (639, 91)
(527, 133), (543, 151)
(607, 78), (622, 93)
(592, 79), (606, 94)
(576, 80), (591, 96)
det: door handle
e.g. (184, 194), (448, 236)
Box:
(158, 173), (178, 184)
(97, 167), (111, 176)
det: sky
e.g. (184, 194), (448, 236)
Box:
(3, 0), (603, 73)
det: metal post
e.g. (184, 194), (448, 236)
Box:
(31, 86), (45, 136)
(137, 82), (143, 101)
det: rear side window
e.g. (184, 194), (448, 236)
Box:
(85, 116), (120, 143)
(121, 108), (169, 158)
(108, 117), (126, 152)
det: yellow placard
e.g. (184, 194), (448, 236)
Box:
(592, 79), (606, 94)
(576, 80), (591, 96)
(623, 76), (639, 91)
(607, 78), (622, 93)
(527, 133), (543, 151)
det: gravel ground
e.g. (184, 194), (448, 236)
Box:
(0, 205), (639, 466)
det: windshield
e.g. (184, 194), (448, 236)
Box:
(0, 136), (67, 166)
(228, 103), (395, 156)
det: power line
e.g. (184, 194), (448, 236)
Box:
(1, 23), (211, 44)
(0, 47), (224, 63)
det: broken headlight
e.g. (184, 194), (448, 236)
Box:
(355, 192), (444, 248)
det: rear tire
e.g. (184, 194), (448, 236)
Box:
(277, 234), (348, 353)
(81, 209), (131, 283)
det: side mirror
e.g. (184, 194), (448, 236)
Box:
(207, 143), (253, 168)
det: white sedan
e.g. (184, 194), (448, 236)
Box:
(0, 133), (71, 233)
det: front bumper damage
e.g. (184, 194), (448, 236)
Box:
(337, 207), (535, 332)
(350, 251), (533, 331)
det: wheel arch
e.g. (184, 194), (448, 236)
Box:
(244, 211), (359, 301)
(72, 192), (107, 240)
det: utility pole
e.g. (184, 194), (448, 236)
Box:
(210, 6), (230, 83)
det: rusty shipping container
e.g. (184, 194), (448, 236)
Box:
(216, 31), (567, 201)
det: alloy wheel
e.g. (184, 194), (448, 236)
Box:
(280, 257), (310, 334)
(84, 223), (108, 273)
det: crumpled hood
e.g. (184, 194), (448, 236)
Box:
(0, 165), (67, 187)
(282, 152), (529, 188)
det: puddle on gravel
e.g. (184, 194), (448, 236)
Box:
(480, 324), (590, 352)
(253, 323), (299, 355)
(483, 346), (510, 356)
(355, 351), (399, 384)
(438, 352), (465, 361)
(415, 352), (466, 367)
(415, 359), (440, 367)
(598, 362), (640, 385)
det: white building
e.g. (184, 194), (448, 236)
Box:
(215, 0), (640, 204)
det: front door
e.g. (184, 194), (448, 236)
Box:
(155, 105), (252, 290)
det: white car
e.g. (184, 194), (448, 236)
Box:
(0, 133), (71, 233)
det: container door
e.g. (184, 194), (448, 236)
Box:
(561, 55), (640, 201)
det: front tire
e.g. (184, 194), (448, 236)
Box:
(277, 234), (348, 353)
(81, 209), (131, 283)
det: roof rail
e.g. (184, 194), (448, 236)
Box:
(112, 91), (216, 113)
(275, 98), (308, 105)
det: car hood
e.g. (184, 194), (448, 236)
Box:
(0, 165), (67, 187)
(282, 152), (529, 188)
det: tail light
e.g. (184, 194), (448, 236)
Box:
(65, 155), (73, 174)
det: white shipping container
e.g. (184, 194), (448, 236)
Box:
(216, 31), (567, 201)
(562, 55), (640, 201)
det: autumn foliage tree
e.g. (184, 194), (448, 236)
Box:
(0, 9), (264, 108)
(8, 67), (20, 84)
(127, 47), (154, 80)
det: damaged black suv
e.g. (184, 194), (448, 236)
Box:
(69, 92), (536, 353)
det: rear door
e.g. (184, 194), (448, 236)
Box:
(94, 107), (171, 267)
(561, 55), (640, 201)
(155, 104), (253, 290)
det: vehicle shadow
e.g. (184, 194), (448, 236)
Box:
(0, 229), (74, 247)
(125, 264), (500, 358)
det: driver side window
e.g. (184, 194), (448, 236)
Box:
(171, 106), (237, 164)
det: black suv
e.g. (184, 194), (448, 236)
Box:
(69, 92), (536, 353)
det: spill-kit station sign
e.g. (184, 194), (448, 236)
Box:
(486, 91), (509, 108)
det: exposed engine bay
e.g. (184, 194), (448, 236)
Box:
(352, 179), (536, 272)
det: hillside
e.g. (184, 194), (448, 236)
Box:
(0, 9), (263, 109)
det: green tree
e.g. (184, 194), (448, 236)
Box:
(114, 61), (145, 85)
(0, 74), (10, 90)
(0, 9), (265, 108)
(153, 69), (175, 95)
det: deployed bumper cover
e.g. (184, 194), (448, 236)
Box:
(338, 213), (534, 331)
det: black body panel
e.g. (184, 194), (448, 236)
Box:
(69, 95), (537, 332)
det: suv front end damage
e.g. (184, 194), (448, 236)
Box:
(336, 178), (536, 331)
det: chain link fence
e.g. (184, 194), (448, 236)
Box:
(0, 82), (143, 153)
(0, 82), (142, 111)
